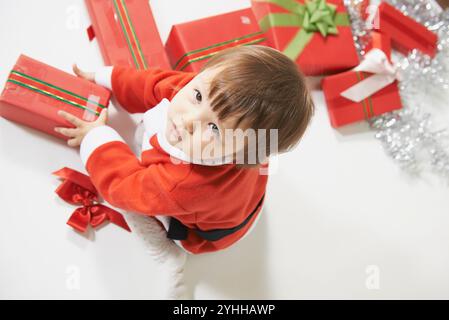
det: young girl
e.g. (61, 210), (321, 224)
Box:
(55, 45), (315, 255)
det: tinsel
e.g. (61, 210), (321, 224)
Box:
(343, 0), (449, 180)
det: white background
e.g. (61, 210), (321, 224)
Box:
(1, 0), (449, 299)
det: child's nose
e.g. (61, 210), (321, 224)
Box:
(182, 116), (195, 135)
(182, 112), (203, 135)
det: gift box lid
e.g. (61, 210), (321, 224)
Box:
(165, 8), (267, 71)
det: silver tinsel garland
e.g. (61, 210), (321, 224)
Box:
(343, 0), (449, 180)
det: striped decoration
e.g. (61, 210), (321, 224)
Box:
(173, 31), (266, 71)
(355, 71), (375, 119)
(7, 70), (106, 116)
(113, 0), (148, 70)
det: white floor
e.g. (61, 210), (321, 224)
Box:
(1, 0), (449, 299)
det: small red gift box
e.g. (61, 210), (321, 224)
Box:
(321, 70), (402, 128)
(165, 8), (268, 72)
(0, 55), (111, 139)
(375, 2), (438, 58)
(322, 32), (402, 128)
(85, 0), (170, 69)
(251, 0), (359, 76)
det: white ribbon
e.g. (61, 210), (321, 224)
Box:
(340, 48), (401, 103)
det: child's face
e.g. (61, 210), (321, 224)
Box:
(165, 67), (246, 162)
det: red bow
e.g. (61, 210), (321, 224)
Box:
(52, 167), (131, 233)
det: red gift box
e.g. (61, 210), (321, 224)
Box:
(85, 0), (170, 69)
(322, 35), (401, 128)
(0, 55), (111, 139)
(365, 31), (391, 60)
(321, 69), (402, 128)
(375, 2), (438, 58)
(165, 8), (268, 72)
(251, 0), (359, 76)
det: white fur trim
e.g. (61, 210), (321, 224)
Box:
(143, 98), (170, 135)
(131, 120), (146, 156)
(157, 130), (235, 166)
(80, 125), (125, 167)
(94, 66), (113, 90)
(138, 98), (234, 166)
(140, 98), (169, 153)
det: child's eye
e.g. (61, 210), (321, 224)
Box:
(194, 89), (202, 103)
(208, 123), (220, 136)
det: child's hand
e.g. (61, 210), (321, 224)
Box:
(73, 64), (95, 82)
(54, 108), (108, 147)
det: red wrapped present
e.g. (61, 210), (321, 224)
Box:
(0, 55), (111, 139)
(365, 31), (391, 60)
(85, 0), (170, 69)
(251, 0), (359, 76)
(321, 48), (402, 128)
(375, 2), (438, 58)
(165, 8), (268, 72)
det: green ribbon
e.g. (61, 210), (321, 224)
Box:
(255, 0), (351, 60)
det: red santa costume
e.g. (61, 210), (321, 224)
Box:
(79, 66), (269, 255)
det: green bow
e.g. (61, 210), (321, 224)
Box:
(302, 0), (338, 36)
(255, 0), (351, 60)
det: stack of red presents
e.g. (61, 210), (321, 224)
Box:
(0, 0), (440, 134)
(321, 1), (438, 127)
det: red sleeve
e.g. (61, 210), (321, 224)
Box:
(83, 139), (193, 216)
(111, 66), (196, 113)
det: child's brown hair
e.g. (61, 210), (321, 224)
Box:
(200, 45), (315, 168)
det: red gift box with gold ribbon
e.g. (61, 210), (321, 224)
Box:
(85, 0), (170, 69)
(0, 55), (111, 140)
(251, 0), (359, 76)
(321, 32), (402, 128)
(165, 8), (268, 72)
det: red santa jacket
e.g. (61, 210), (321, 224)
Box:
(79, 66), (269, 254)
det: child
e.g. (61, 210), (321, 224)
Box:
(55, 45), (315, 255)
